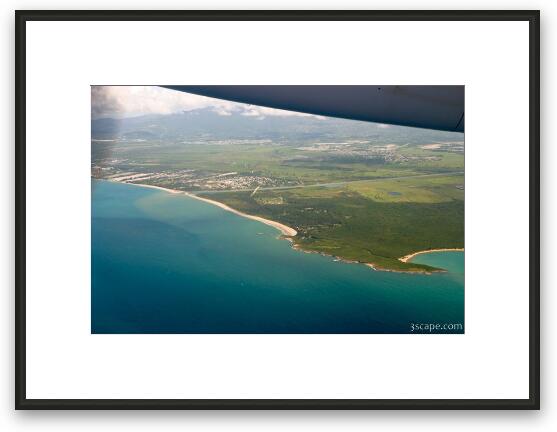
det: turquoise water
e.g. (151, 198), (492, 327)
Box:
(92, 180), (464, 334)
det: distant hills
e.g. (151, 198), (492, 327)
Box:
(91, 107), (463, 145)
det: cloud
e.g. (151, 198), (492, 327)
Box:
(91, 86), (238, 119)
(376, 123), (391, 129)
(91, 86), (320, 119)
(91, 86), (123, 119)
(240, 105), (319, 119)
(211, 106), (234, 116)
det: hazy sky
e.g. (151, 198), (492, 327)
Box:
(91, 86), (318, 120)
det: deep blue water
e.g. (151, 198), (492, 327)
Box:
(92, 180), (464, 334)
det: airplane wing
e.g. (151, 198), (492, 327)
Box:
(162, 85), (464, 133)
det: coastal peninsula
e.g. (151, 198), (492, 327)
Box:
(128, 180), (462, 273)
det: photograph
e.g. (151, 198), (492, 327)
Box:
(15, 9), (539, 411)
(91, 85), (465, 334)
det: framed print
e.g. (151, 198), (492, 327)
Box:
(15, 10), (540, 409)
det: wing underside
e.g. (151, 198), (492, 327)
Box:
(162, 85), (464, 133)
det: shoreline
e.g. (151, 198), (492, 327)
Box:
(398, 248), (464, 263)
(98, 180), (460, 275)
(118, 181), (298, 237)
(364, 263), (445, 275)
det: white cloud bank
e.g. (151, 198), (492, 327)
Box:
(91, 86), (319, 119)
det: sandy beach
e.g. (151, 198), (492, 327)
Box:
(131, 183), (183, 194)
(127, 182), (297, 237)
(398, 248), (464, 263)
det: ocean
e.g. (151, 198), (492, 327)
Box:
(92, 180), (464, 334)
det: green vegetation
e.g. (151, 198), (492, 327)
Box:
(200, 175), (464, 272)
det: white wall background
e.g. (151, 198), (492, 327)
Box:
(0, 0), (553, 431)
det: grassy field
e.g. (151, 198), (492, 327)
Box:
(102, 141), (439, 185)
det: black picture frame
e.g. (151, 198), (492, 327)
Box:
(15, 10), (540, 410)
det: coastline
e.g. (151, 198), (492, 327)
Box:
(100, 180), (461, 275)
(120, 181), (297, 237)
(290, 243), (446, 275)
(398, 248), (464, 263)
(364, 263), (444, 275)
